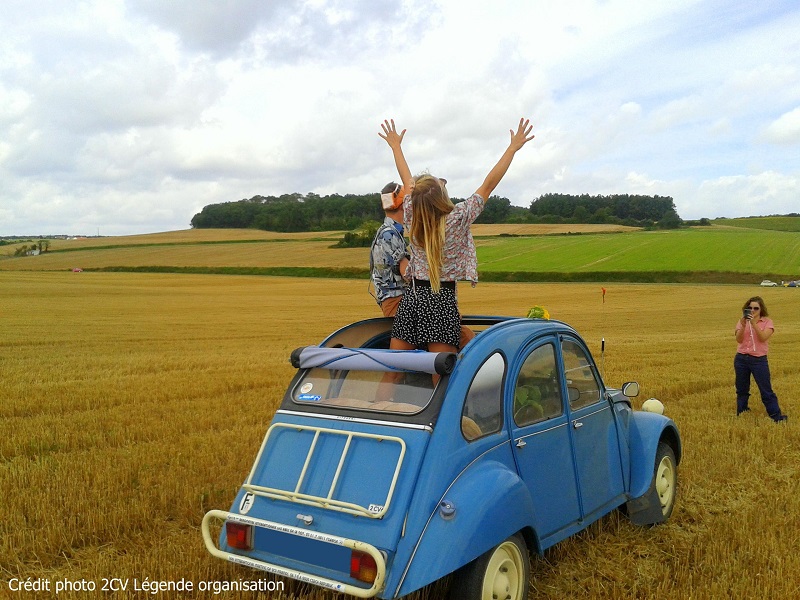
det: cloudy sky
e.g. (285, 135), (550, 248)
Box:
(1, 0), (799, 236)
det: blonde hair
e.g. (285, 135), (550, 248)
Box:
(410, 175), (453, 292)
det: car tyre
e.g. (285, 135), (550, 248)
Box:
(448, 532), (530, 600)
(654, 441), (677, 519)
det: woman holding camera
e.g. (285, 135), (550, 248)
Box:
(734, 296), (787, 422)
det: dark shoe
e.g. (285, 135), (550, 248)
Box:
(737, 408), (751, 416)
(772, 415), (788, 423)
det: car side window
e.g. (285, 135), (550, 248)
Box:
(562, 339), (602, 410)
(513, 343), (563, 426)
(461, 352), (505, 441)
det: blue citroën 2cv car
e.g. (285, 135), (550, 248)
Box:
(203, 315), (681, 599)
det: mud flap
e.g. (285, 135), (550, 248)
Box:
(625, 485), (665, 526)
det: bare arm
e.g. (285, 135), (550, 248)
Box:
(475, 118), (535, 200)
(735, 321), (746, 342)
(379, 119), (414, 192)
(752, 320), (774, 342)
(736, 318), (774, 342)
(399, 255), (410, 280)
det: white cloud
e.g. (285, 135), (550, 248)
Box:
(693, 171), (800, 219)
(762, 106), (800, 145)
(1, 0), (800, 235)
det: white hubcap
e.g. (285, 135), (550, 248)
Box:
(483, 541), (524, 600)
(656, 455), (675, 514)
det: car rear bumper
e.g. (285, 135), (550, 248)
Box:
(202, 510), (386, 598)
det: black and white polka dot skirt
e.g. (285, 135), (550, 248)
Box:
(392, 281), (461, 348)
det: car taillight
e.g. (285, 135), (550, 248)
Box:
(350, 550), (378, 584)
(225, 521), (253, 551)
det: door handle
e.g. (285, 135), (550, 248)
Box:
(572, 420), (584, 429)
(515, 439), (527, 448)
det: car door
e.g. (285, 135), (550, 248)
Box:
(561, 336), (626, 518)
(509, 337), (581, 544)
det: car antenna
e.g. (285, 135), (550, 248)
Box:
(600, 287), (606, 379)
(601, 337), (605, 379)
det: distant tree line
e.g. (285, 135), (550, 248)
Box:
(191, 192), (684, 233)
(528, 193), (680, 228)
(190, 193), (384, 232)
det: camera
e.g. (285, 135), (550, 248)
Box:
(743, 308), (752, 319)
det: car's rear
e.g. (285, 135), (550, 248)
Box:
(202, 345), (454, 598)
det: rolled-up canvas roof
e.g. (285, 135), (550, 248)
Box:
(290, 346), (456, 375)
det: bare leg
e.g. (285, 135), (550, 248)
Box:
(428, 342), (457, 353)
(376, 337), (417, 402)
(459, 325), (475, 349)
(391, 337), (417, 351)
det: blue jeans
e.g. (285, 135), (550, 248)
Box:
(734, 353), (783, 419)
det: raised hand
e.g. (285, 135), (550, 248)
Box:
(509, 118), (535, 151)
(379, 119), (406, 149)
(475, 117), (536, 200)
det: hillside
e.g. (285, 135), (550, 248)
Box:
(2, 223), (798, 284)
(713, 216), (800, 232)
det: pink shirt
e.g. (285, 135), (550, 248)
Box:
(403, 192), (485, 285)
(735, 317), (773, 356)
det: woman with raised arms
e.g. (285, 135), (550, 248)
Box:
(378, 117), (535, 354)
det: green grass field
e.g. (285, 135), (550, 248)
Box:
(715, 215), (800, 232)
(476, 227), (800, 282)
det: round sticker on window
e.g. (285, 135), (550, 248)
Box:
(300, 383), (314, 394)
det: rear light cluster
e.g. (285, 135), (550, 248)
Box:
(350, 550), (378, 584)
(226, 522), (253, 551)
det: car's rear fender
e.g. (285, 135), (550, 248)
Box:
(393, 447), (536, 598)
(628, 411), (682, 499)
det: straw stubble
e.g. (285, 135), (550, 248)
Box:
(1, 272), (798, 599)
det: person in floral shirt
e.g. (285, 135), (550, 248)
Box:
(378, 117), (535, 353)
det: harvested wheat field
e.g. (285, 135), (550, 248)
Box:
(0, 240), (365, 272)
(1, 271), (799, 599)
(11, 229), (345, 252)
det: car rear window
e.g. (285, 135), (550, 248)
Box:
(292, 367), (435, 414)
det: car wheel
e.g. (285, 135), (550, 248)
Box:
(654, 441), (677, 519)
(448, 532), (530, 600)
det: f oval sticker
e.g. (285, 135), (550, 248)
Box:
(239, 492), (255, 515)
